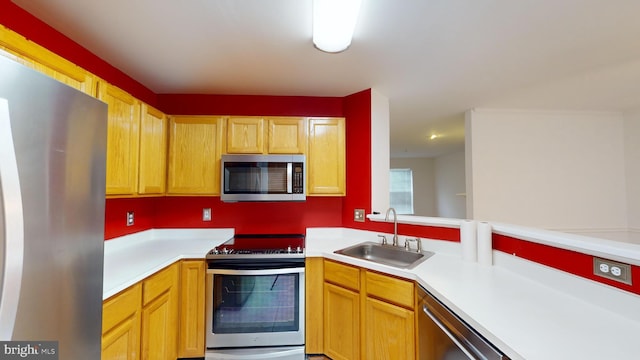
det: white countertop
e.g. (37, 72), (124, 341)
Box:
(102, 228), (233, 299)
(103, 226), (640, 360)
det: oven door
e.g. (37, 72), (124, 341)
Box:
(206, 261), (305, 349)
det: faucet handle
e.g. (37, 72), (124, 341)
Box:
(377, 234), (388, 245)
(404, 237), (423, 253)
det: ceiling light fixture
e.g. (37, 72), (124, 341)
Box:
(313, 0), (363, 53)
(429, 134), (439, 140)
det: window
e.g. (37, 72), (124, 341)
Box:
(389, 168), (414, 214)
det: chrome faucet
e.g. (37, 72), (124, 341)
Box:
(385, 207), (399, 246)
(404, 237), (423, 253)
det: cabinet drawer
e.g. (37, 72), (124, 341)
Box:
(324, 260), (360, 291)
(103, 283), (142, 332)
(365, 271), (414, 309)
(142, 264), (178, 305)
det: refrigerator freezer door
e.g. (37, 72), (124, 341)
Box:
(0, 98), (25, 340)
(0, 54), (107, 358)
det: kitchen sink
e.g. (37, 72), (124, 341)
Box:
(334, 242), (434, 269)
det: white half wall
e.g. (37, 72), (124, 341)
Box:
(435, 150), (466, 219)
(466, 108), (628, 231)
(370, 89), (390, 214)
(624, 111), (640, 231)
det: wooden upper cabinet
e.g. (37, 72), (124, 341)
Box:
(138, 104), (168, 195)
(267, 117), (305, 154)
(0, 25), (97, 96)
(226, 116), (264, 153)
(98, 82), (141, 196)
(307, 117), (346, 196)
(226, 116), (306, 154)
(167, 116), (224, 195)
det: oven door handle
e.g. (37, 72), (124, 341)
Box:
(207, 267), (305, 276)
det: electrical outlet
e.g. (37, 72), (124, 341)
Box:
(203, 208), (212, 221)
(126, 211), (134, 226)
(593, 257), (632, 285)
(354, 209), (365, 222)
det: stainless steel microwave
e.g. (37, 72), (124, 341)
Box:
(220, 154), (306, 202)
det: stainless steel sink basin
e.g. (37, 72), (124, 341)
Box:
(334, 242), (434, 269)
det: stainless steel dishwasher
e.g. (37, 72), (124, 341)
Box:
(418, 286), (509, 360)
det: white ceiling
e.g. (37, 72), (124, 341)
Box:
(12, 0), (640, 158)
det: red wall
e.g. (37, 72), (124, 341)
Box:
(494, 234), (640, 295)
(158, 94), (344, 117)
(0, 0), (157, 106)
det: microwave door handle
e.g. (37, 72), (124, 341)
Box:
(287, 162), (293, 193)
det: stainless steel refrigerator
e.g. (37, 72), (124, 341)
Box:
(0, 54), (107, 358)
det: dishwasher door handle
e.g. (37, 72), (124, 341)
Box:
(422, 303), (477, 360)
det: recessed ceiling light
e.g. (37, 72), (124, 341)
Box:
(429, 134), (439, 140)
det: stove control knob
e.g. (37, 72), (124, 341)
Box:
(213, 248), (219, 254)
(222, 247), (229, 254)
(296, 246), (302, 253)
(287, 246), (292, 253)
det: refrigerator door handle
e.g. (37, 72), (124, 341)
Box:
(0, 98), (24, 340)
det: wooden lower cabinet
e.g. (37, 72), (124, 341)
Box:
(102, 283), (142, 360)
(102, 261), (205, 360)
(324, 282), (360, 360)
(305, 258), (324, 353)
(141, 264), (179, 360)
(364, 297), (415, 360)
(178, 260), (206, 358)
(313, 259), (417, 360)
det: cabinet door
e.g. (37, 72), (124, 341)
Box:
(364, 297), (415, 360)
(324, 282), (360, 360)
(98, 82), (141, 195)
(307, 117), (346, 196)
(226, 116), (264, 153)
(138, 104), (167, 194)
(102, 284), (142, 360)
(178, 260), (206, 358)
(267, 117), (305, 154)
(167, 116), (224, 194)
(0, 26), (97, 96)
(305, 258), (324, 354)
(141, 264), (179, 360)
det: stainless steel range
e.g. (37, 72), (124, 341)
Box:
(205, 234), (305, 360)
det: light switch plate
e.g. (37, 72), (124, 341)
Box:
(203, 208), (212, 221)
(354, 209), (365, 222)
(126, 211), (134, 226)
